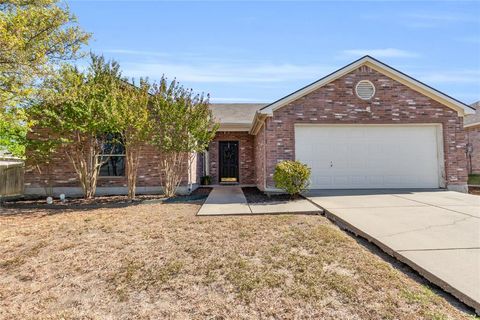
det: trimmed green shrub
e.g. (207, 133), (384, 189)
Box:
(273, 160), (311, 197)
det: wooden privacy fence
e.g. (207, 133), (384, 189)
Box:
(0, 160), (25, 198)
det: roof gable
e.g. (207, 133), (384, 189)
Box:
(259, 56), (475, 117)
(465, 101), (480, 128)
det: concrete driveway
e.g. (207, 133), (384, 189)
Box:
(306, 189), (480, 313)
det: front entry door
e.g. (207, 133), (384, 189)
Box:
(219, 141), (239, 183)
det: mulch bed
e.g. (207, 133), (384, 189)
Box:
(468, 186), (480, 196)
(1, 187), (212, 210)
(163, 187), (211, 203)
(242, 187), (298, 203)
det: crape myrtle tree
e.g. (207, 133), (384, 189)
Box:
(116, 78), (151, 200)
(0, 0), (90, 157)
(150, 78), (218, 197)
(25, 128), (58, 196)
(29, 54), (122, 199)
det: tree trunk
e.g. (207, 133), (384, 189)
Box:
(159, 152), (188, 197)
(126, 145), (140, 200)
(65, 132), (106, 199)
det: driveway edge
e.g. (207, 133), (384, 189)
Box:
(323, 208), (480, 314)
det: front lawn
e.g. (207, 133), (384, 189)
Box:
(0, 202), (474, 319)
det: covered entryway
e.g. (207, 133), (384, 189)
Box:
(295, 124), (443, 189)
(219, 141), (239, 183)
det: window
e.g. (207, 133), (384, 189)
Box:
(99, 134), (125, 177)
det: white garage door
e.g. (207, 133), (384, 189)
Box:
(295, 125), (442, 189)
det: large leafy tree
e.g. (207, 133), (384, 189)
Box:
(0, 107), (30, 157)
(0, 0), (90, 156)
(29, 54), (122, 199)
(150, 78), (218, 197)
(116, 79), (151, 200)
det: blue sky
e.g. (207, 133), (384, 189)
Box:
(69, 1), (480, 104)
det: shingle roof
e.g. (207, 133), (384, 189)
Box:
(209, 103), (267, 125)
(465, 101), (480, 126)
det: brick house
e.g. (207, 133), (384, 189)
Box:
(465, 101), (480, 175)
(24, 56), (475, 196)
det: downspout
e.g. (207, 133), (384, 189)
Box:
(263, 121), (267, 191)
(188, 154), (192, 194)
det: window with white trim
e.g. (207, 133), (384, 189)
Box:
(99, 134), (125, 177)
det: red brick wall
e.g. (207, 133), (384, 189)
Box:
(466, 126), (480, 174)
(208, 131), (255, 184)
(263, 66), (468, 189)
(24, 136), (193, 191)
(253, 124), (266, 190)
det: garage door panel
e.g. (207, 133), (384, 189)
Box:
(313, 176), (333, 187)
(333, 176), (350, 186)
(351, 176), (370, 185)
(295, 125), (441, 189)
(368, 176), (384, 186)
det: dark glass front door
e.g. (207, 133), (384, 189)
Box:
(219, 141), (239, 183)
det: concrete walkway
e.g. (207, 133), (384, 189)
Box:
(307, 189), (480, 313)
(197, 187), (251, 215)
(197, 186), (320, 216)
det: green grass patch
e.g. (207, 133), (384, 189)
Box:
(468, 174), (480, 185)
(401, 286), (437, 305)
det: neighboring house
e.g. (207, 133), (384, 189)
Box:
(465, 101), (480, 175)
(24, 56), (475, 196)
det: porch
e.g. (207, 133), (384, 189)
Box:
(204, 132), (256, 185)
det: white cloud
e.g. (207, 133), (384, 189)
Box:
(98, 48), (333, 84)
(102, 49), (170, 58)
(210, 97), (269, 103)
(413, 70), (480, 84)
(362, 12), (477, 28)
(457, 36), (480, 44)
(404, 13), (470, 22)
(455, 93), (480, 105)
(121, 61), (331, 83)
(402, 13), (478, 28)
(342, 48), (419, 58)
(101, 48), (245, 62)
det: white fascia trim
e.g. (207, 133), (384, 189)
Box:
(464, 122), (480, 129)
(249, 112), (268, 135)
(259, 56), (474, 117)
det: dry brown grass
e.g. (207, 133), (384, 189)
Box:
(0, 202), (476, 319)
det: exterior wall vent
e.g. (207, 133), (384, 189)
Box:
(355, 80), (375, 100)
